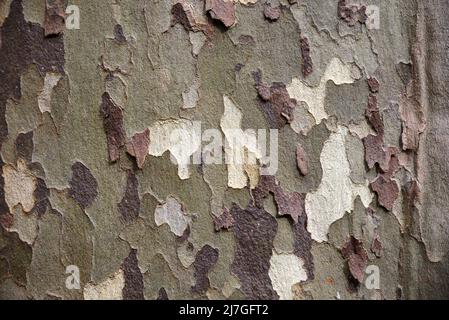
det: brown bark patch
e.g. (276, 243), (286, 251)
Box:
(231, 203), (278, 300)
(126, 129), (150, 169)
(191, 244), (219, 294)
(122, 248), (145, 300)
(68, 162), (98, 209)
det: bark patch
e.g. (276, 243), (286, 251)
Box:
(231, 203), (278, 300)
(68, 162), (98, 209)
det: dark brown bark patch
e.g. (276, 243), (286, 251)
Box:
(264, 4), (281, 21)
(191, 244), (219, 294)
(367, 77), (380, 93)
(292, 212), (314, 279)
(205, 0), (236, 28)
(213, 207), (235, 231)
(253, 70), (296, 129)
(100, 92), (126, 162)
(113, 24), (127, 43)
(118, 172), (140, 223)
(32, 177), (50, 217)
(157, 288), (169, 300)
(341, 236), (368, 284)
(0, 0), (65, 147)
(44, 0), (66, 37)
(126, 128), (150, 169)
(300, 37), (313, 77)
(252, 175), (305, 223)
(230, 203), (278, 300)
(68, 161), (98, 209)
(370, 175), (399, 211)
(15, 131), (33, 163)
(122, 248), (145, 300)
(337, 0), (367, 26)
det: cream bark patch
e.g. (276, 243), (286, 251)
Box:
(268, 252), (307, 300)
(305, 126), (372, 242)
(287, 58), (354, 125)
(83, 269), (125, 300)
(3, 159), (37, 213)
(37, 73), (61, 113)
(154, 196), (192, 237)
(220, 95), (261, 189)
(148, 119), (201, 180)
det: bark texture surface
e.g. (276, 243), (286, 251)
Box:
(1, 0), (449, 300)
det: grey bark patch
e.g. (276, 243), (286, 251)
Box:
(325, 80), (368, 126)
(68, 162), (98, 209)
(100, 92), (126, 162)
(118, 172), (140, 224)
(122, 248), (144, 300)
(231, 203), (278, 300)
(191, 244), (219, 294)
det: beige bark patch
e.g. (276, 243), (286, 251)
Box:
(305, 126), (373, 242)
(220, 95), (261, 189)
(154, 196), (192, 237)
(0, 0), (12, 27)
(6, 206), (39, 245)
(268, 252), (308, 300)
(83, 269), (125, 300)
(287, 58), (354, 125)
(3, 159), (37, 213)
(38, 73), (61, 113)
(148, 119), (201, 180)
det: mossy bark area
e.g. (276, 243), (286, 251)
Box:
(1, 0), (449, 300)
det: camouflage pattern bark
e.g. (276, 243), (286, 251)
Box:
(1, 0), (449, 300)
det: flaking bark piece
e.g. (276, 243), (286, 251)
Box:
(252, 175), (305, 223)
(296, 143), (308, 176)
(341, 236), (368, 284)
(44, 0), (66, 37)
(126, 128), (150, 169)
(253, 70), (296, 129)
(300, 37), (313, 77)
(205, 0), (236, 28)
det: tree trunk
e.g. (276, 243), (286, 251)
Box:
(1, 0), (448, 300)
